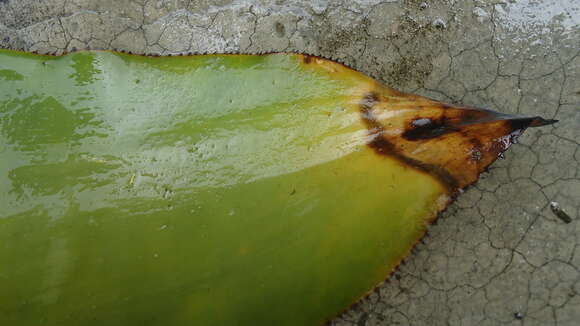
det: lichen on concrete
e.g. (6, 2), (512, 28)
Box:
(1, 0), (578, 325)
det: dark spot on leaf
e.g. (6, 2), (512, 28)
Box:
(403, 116), (459, 141)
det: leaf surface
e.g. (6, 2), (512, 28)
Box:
(0, 50), (553, 326)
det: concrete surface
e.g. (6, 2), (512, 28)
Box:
(0, 0), (578, 325)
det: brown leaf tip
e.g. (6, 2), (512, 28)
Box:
(360, 89), (556, 192)
(508, 116), (558, 129)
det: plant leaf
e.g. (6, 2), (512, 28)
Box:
(0, 50), (554, 326)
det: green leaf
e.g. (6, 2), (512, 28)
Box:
(0, 50), (554, 326)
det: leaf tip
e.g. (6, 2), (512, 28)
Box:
(506, 116), (558, 130)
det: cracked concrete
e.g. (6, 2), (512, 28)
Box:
(1, 0), (578, 325)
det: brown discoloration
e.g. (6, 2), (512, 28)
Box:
(468, 137), (484, 163)
(359, 92), (460, 191)
(302, 54), (313, 64)
(359, 89), (556, 192)
(402, 115), (459, 140)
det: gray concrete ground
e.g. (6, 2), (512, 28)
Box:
(1, 0), (578, 325)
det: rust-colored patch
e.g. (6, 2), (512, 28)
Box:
(359, 89), (556, 192)
(468, 137), (484, 163)
(302, 54), (313, 64)
(359, 92), (460, 191)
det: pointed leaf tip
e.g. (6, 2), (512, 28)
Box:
(529, 117), (558, 127)
(504, 116), (558, 131)
(361, 90), (559, 192)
